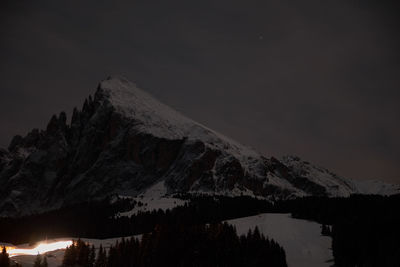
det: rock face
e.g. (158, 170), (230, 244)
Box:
(0, 77), (398, 216)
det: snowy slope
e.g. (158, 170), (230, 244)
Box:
(353, 179), (400, 195)
(227, 213), (333, 267)
(116, 181), (187, 217)
(281, 156), (357, 197)
(282, 156), (400, 196)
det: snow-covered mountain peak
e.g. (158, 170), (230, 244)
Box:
(97, 76), (198, 139)
(1, 76), (398, 216)
(96, 76), (261, 159)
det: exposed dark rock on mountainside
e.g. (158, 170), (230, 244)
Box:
(0, 76), (398, 216)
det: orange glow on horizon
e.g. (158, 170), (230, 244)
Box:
(7, 240), (73, 257)
(2, 246), (16, 252)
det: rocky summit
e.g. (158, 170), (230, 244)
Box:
(0, 76), (398, 216)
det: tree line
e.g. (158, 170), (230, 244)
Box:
(0, 195), (277, 245)
(61, 223), (287, 267)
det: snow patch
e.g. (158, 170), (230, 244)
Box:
(117, 181), (187, 217)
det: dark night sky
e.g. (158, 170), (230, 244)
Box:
(1, 0), (399, 183)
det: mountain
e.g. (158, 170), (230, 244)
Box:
(0, 76), (398, 216)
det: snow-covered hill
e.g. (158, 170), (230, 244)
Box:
(0, 76), (398, 216)
(227, 213), (333, 267)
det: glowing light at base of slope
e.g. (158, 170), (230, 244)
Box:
(8, 241), (73, 257)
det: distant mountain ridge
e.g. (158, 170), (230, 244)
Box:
(0, 76), (398, 216)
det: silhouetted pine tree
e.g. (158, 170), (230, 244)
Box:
(0, 246), (10, 267)
(33, 254), (42, 267)
(321, 224), (331, 236)
(94, 245), (107, 267)
(77, 239), (90, 266)
(42, 256), (48, 267)
(88, 245), (96, 267)
(62, 241), (76, 266)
